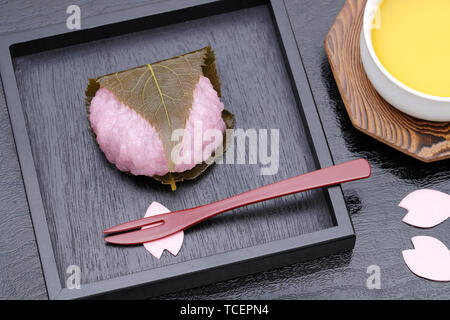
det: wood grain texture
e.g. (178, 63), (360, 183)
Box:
(12, 5), (333, 287)
(2, 0), (450, 300)
(325, 0), (450, 162)
(0, 0), (164, 37)
(0, 76), (47, 300)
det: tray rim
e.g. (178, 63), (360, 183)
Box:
(0, 0), (355, 299)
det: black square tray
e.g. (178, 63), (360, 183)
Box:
(0, 0), (355, 299)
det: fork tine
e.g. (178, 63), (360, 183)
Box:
(103, 214), (167, 234)
(104, 220), (176, 244)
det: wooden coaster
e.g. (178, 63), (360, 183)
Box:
(325, 0), (450, 162)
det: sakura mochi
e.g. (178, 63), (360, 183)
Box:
(86, 47), (234, 190)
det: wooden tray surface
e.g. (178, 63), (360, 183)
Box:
(12, 4), (333, 290)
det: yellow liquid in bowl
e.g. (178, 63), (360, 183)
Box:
(371, 0), (450, 97)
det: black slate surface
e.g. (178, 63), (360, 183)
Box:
(1, 0), (449, 299)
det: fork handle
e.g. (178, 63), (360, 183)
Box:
(177, 158), (370, 224)
(104, 159), (370, 244)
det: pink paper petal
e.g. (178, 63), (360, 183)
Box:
(142, 202), (184, 259)
(399, 189), (450, 228)
(402, 236), (450, 282)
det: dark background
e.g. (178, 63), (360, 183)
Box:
(1, 0), (449, 299)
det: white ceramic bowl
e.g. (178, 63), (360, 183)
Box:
(360, 0), (450, 122)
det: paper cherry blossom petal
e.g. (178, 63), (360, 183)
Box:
(402, 236), (450, 282)
(142, 202), (184, 259)
(399, 189), (450, 228)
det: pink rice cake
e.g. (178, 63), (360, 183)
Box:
(89, 75), (225, 177)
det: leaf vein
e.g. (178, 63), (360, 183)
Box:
(147, 64), (171, 128)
